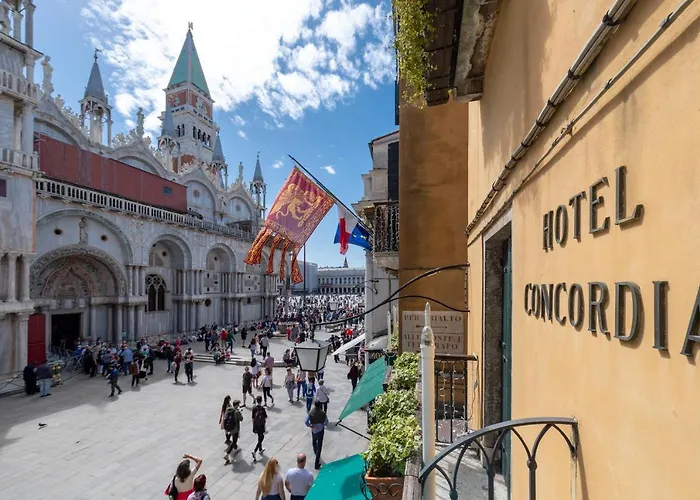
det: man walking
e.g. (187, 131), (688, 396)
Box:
(285, 453), (315, 500)
(251, 396), (268, 463)
(223, 399), (244, 465)
(305, 401), (328, 469)
(242, 366), (254, 406)
(108, 363), (123, 397)
(36, 360), (52, 397)
(173, 348), (182, 384)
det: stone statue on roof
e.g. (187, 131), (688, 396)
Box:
(42, 56), (54, 95)
(136, 108), (145, 137)
(237, 161), (244, 184)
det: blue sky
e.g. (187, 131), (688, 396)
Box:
(36, 0), (397, 268)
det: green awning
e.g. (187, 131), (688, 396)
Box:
(338, 358), (387, 421)
(306, 454), (370, 500)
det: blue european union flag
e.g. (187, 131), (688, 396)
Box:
(334, 223), (373, 251)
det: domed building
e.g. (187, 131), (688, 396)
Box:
(0, 6), (281, 375)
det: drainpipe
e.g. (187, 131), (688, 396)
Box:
(466, 0), (639, 234)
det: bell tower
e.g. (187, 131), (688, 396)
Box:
(162, 24), (215, 167)
(250, 152), (267, 220)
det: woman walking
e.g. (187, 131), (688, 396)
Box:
(255, 457), (286, 500)
(251, 358), (261, 389)
(165, 454), (203, 500)
(284, 368), (295, 403)
(187, 474), (210, 500)
(219, 395), (232, 443)
(262, 368), (275, 406)
(251, 396), (268, 464)
(315, 379), (330, 413)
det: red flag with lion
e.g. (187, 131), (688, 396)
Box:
(244, 167), (334, 283)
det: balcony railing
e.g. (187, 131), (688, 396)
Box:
(1, 148), (39, 170)
(373, 201), (399, 253)
(35, 178), (256, 240)
(0, 70), (39, 103)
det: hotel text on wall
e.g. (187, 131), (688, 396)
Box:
(524, 166), (700, 356)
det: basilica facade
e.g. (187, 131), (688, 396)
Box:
(0, 2), (281, 375)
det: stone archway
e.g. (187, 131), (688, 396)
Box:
(31, 245), (128, 298)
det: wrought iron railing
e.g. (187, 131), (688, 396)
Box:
(435, 354), (478, 443)
(419, 417), (579, 500)
(373, 202), (399, 253)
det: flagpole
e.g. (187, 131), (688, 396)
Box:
(303, 244), (307, 302)
(287, 154), (373, 235)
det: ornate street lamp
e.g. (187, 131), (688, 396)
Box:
(294, 340), (331, 372)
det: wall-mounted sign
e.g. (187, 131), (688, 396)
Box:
(401, 311), (464, 354)
(243, 274), (261, 294)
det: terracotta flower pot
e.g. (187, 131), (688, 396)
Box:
(365, 473), (404, 500)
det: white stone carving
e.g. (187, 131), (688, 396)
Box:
(41, 56), (53, 95)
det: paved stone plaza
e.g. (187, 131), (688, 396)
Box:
(0, 337), (368, 499)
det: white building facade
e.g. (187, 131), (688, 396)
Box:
(291, 261), (319, 294)
(353, 130), (399, 341)
(0, 7), (280, 375)
(318, 266), (365, 295)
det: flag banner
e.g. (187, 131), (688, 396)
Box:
(245, 167), (334, 283)
(334, 213), (372, 253)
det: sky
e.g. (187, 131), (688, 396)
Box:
(36, 0), (398, 268)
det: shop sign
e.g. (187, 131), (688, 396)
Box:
(401, 311), (464, 354)
(529, 166), (700, 356)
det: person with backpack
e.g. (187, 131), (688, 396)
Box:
(306, 401), (328, 470)
(251, 396), (268, 463)
(223, 399), (244, 465)
(219, 395), (233, 443)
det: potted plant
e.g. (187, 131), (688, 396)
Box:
(368, 389), (418, 432)
(362, 415), (421, 500)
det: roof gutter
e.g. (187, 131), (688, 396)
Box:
(466, 0), (639, 234)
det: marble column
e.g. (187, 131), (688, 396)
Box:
(16, 314), (28, 369)
(20, 254), (30, 301)
(136, 305), (144, 339)
(25, 1), (34, 47)
(107, 306), (114, 342)
(127, 305), (135, 342)
(90, 306), (97, 343)
(6, 252), (17, 302)
(189, 302), (195, 331)
(198, 270), (203, 294)
(187, 270), (192, 295)
(179, 301), (186, 333)
(115, 304), (123, 341)
(139, 267), (145, 296)
(12, 9), (21, 47)
(237, 299), (242, 324)
(21, 103), (34, 155)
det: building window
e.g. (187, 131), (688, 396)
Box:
(146, 274), (166, 312)
(163, 186), (173, 197)
(0, 178), (6, 197)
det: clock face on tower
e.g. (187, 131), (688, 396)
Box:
(168, 95), (181, 107)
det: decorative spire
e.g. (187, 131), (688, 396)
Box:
(343, 257), (348, 268)
(253, 151), (264, 184)
(212, 133), (225, 163)
(160, 107), (176, 138)
(84, 48), (107, 103)
(168, 28), (210, 95)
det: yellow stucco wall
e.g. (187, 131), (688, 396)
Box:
(466, 0), (700, 498)
(398, 99), (469, 354)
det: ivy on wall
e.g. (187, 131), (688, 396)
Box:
(393, 0), (435, 106)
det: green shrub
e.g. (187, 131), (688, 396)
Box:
(363, 415), (420, 477)
(388, 367), (418, 391)
(369, 389), (418, 431)
(393, 352), (419, 373)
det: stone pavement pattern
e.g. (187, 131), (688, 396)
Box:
(0, 337), (368, 499)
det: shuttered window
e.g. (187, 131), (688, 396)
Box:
(387, 141), (399, 201)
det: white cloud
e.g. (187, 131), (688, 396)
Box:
(238, 130), (248, 140)
(323, 165), (336, 175)
(81, 0), (395, 133)
(233, 115), (246, 126)
(272, 160), (284, 169)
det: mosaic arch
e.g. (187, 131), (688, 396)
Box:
(146, 233), (193, 268)
(37, 209), (134, 262)
(30, 245), (128, 298)
(206, 243), (236, 272)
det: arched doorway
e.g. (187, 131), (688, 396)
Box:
(31, 246), (126, 348)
